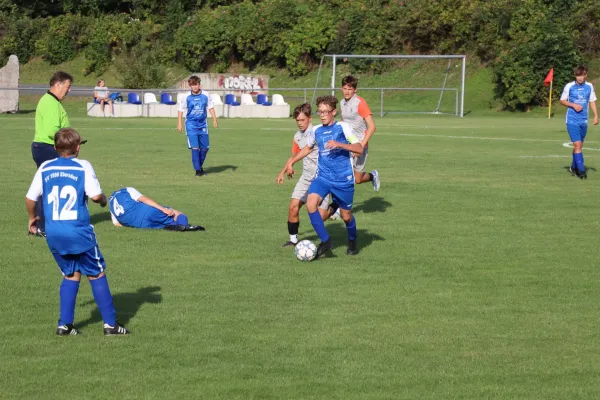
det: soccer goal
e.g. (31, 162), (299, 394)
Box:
(312, 54), (466, 117)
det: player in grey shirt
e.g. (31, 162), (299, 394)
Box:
(276, 103), (336, 247)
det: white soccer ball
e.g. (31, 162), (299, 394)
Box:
(294, 240), (317, 262)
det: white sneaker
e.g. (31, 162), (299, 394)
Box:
(329, 208), (341, 221)
(372, 170), (380, 192)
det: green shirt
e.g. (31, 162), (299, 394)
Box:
(34, 92), (70, 144)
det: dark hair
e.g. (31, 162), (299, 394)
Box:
(293, 103), (312, 118)
(341, 75), (358, 89)
(97, 78), (104, 85)
(316, 95), (338, 110)
(49, 71), (73, 87)
(54, 128), (82, 155)
(188, 75), (201, 85)
(574, 65), (588, 76)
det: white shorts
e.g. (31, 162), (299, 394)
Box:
(352, 148), (369, 173)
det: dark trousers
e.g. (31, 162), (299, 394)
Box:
(31, 142), (59, 232)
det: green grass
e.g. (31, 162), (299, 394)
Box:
(2, 112), (600, 399)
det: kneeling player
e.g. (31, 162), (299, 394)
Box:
(109, 187), (204, 231)
(283, 96), (364, 258)
(276, 103), (337, 247)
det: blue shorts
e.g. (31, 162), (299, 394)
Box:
(53, 245), (106, 277)
(139, 207), (177, 229)
(567, 124), (588, 143)
(186, 127), (209, 149)
(308, 178), (355, 210)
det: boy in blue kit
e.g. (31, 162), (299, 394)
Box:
(559, 65), (599, 179)
(177, 75), (218, 176)
(25, 128), (129, 336)
(109, 187), (204, 231)
(283, 96), (364, 258)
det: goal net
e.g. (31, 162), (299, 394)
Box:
(312, 54), (466, 117)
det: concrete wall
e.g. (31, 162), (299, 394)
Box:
(87, 102), (290, 118)
(0, 55), (19, 114)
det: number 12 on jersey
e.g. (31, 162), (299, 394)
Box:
(48, 185), (78, 221)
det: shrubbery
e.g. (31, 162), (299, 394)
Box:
(0, 0), (599, 109)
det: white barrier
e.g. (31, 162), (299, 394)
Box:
(87, 102), (290, 118)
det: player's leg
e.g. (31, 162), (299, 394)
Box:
(353, 149), (380, 191)
(83, 247), (130, 335)
(53, 253), (82, 335)
(307, 179), (333, 257)
(331, 185), (358, 255)
(568, 124), (586, 178)
(31, 143), (59, 236)
(283, 177), (310, 247)
(198, 133), (210, 174)
(186, 133), (202, 175)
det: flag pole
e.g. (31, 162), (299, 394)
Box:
(548, 80), (553, 119)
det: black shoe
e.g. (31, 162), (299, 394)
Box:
(185, 225), (205, 231)
(195, 169), (205, 177)
(316, 238), (333, 259)
(281, 240), (298, 248)
(569, 166), (580, 177)
(56, 323), (80, 336)
(164, 224), (186, 232)
(346, 239), (358, 256)
(580, 172), (588, 179)
(103, 323), (130, 336)
(28, 229), (46, 238)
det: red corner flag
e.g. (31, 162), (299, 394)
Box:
(544, 68), (554, 86)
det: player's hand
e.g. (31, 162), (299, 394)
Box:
(163, 208), (175, 217)
(213, 119), (218, 128)
(276, 172), (285, 184)
(594, 116), (599, 125)
(177, 123), (183, 133)
(573, 104), (584, 112)
(28, 216), (40, 234)
(172, 209), (183, 219)
(325, 140), (340, 149)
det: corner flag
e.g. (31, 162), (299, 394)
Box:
(544, 68), (554, 119)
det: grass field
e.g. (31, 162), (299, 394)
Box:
(2, 110), (600, 399)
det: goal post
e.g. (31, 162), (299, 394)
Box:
(313, 54), (467, 117)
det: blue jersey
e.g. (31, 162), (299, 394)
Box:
(561, 81), (597, 125)
(109, 187), (175, 229)
(26, 157), (103, 255)
(178, 90), (214, 132)
(308, 121), (360, 187)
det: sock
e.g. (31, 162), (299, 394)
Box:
(176, 213), (189, 226)
(288, 221), (299, 243)
(572, 154), (577, 170)
(59, 279), (80, 326)
(329, 202), (339, 214)
(345, 215), (357, 241)
(191, 149), (201, 171)
(199, 148), (209, 170)
(367, 173), (374, 182)
(308, 210), (330, 243)
(574, 152), (585, 173)
(90, 275), (117, 326)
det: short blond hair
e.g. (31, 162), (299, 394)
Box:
(54, 128), (82, 155)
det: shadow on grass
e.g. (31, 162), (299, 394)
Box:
(77, 286), (162, 328)
(563, 165), (596, 177)
(90, 211), (113, 225)
(302, 225), (385, 253)
(204, 165), (237, 174)
(353, 196), (392, 214)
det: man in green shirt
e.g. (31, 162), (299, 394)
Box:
(31, 71), (73, 237)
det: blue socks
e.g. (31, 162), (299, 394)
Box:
(90, 275), (117, 327)
(309, 210), (330, 242)
(345, 215), (357, 241)
(191, 149), (201, 171)
(176, 213), (189, 226)
(199, 148), (209, 170)
(574, 152), (585, 173)
(59, 279), (80, 326)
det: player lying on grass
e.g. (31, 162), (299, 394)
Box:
(283, 96), (364, 258)
(109, 187), (204, 231)
(25, 127), (129, 336)
(276, 103), (339, 248)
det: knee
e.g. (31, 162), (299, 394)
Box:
(340, 210), (353, 222)
(289, 203), (300, 216)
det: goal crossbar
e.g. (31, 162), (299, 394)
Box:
(321, 54), (467, 117)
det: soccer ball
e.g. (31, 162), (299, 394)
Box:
(294, 240), (317, 262)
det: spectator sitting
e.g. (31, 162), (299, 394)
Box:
(93, 79), (114, 117)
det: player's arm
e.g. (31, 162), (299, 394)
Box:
(358, 100), (376, 147)
(207, 97), (218, 128)
(591, 101), (599, 125)
(177, 95), (186, 132)
(137, 195), (176, 216)
(25, 169), (42, 234)
(91, 194), (107, 207)
(560, 85), (583, 112)
(326, 122), (364, 154)
(286, 146), (312, 170)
